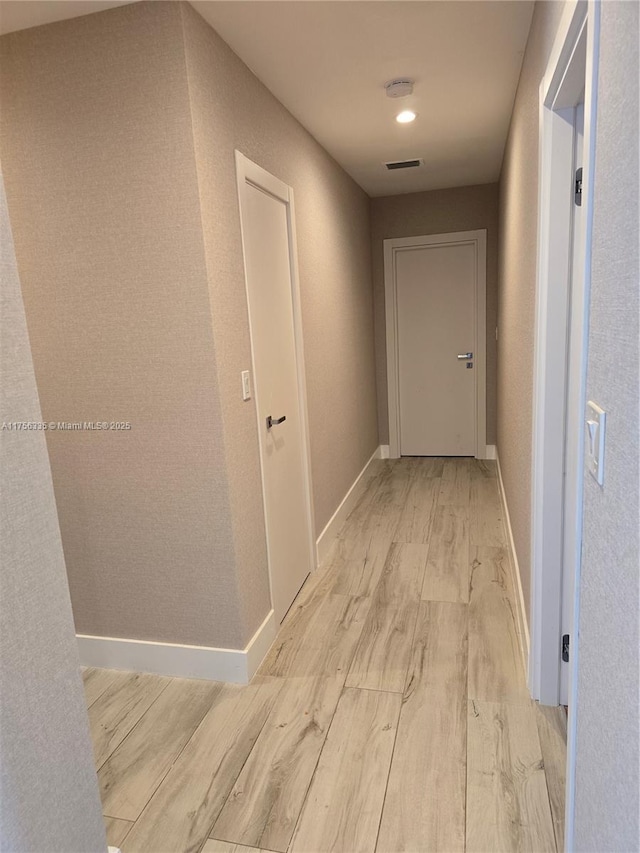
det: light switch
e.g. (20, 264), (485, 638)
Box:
(586, 400), (606, 486)
(241, 370), (251, 401)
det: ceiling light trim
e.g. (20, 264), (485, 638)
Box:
(396, 110), (417, 124)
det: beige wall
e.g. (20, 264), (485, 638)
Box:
(0, 1), (377, 649)
(573, 3), (639, 848)
(370, 183), (499, 445)
(497, 0), (565, 623)
(0, 2), (247, 648)
(495, 1), (640, 845)
(0, 173), (106, 853)
(181, 3), (377, 630)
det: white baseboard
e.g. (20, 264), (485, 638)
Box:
(244, 609), (278, 678)
(316, 445), (384, 565)
(495, 451), (530, 676)
(77, 609), (276, 685)
(379, 444), (390, 459)
(484, 444), (497, 460)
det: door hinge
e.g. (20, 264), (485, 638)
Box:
(562, 633), (570, 663)
(575, 167), (583, 206)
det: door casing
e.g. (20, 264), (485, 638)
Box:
(235, 151), (316, 621)
(383, 230), (488, 459)
(531, 1), (600, 849)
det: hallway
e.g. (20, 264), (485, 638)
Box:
(86, 458), (566, 853)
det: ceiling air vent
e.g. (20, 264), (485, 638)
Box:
(385, 158), (424, 171)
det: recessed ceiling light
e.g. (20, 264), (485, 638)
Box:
(396, 110), (417, 124)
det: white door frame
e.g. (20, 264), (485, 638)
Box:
(530, 0), (599, 848)
(531, 0), (598, 700)
(383, 230), (488, 459)
(234, 151), (317, 616)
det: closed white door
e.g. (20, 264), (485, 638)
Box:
(396, 241), (477, 456)
(236, 154), (313, 623)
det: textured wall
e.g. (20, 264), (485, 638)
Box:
(371, 183), (499, 445)
(573, 3), (639, 849)
(497, 0), (565, 622)
(0, 0), (378, 649)
(0, 2), (249, 648)
(0, 174), (106, 853)
(181, 2), (377, 556)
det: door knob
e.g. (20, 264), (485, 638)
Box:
(457, 352), (473, 360)
(266, 415), (286, 429)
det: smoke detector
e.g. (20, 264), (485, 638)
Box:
(385, 78), (414, 99)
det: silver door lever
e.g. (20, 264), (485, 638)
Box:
(266, 415), (286, 429)
(457, 352), (473, 360)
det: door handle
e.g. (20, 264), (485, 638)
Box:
(457, 352), (473, 360)
(266, 415), (286, 429)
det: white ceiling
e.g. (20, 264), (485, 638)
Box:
(0, 0), (534, 197)
(0, 1), (138, 35)
(192, 1), (534, 196)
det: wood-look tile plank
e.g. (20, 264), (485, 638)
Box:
(340, 462), (413, 540)
(469, 459), (496, 479)
(372, 461), (416, 509)
(326, 531), (392, 597)
(468, 546), (530, 704)
(536, 704), (567, 850)
(406, 456), (445, 478)
(470, 474), (506, 547)
(83, 666), (124, 708)
(286, 555), (338, 611)
(202, 841), (268, 853)
(121, 679), (281, 853)
(422, 504), (470, 603)
(290, 687), (402, 853)
(336, 463), (394, 538)
(89, 672), (170, 769)
(257, 573), (328, 673)
(437, 458), (471, 505)
(346, 542), (428, 693)
(404, 600), (468, 704)
(99, 677), (222, 821)
(466, 699), (556, 853)
(259, 592), (370, 679)
(393, 475), (440, 544)
(270, 504), (383, 612)
(377, 602), (467, 852)
(379, 701), (467, 853)
(104, 816), (133, 848)
(212, 676), (343, 852)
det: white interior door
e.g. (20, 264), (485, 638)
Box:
(395, 241), (477, 456)
(236, 153), (314, 623)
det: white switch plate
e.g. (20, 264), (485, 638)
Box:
(241, 370), (251, 401)
(586, 400), (606, 485)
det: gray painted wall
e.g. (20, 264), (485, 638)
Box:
(0, 175), (106, 852)
(573, 3), (639, 850)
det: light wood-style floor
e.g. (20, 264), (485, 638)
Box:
(85, 458), (567, 853)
